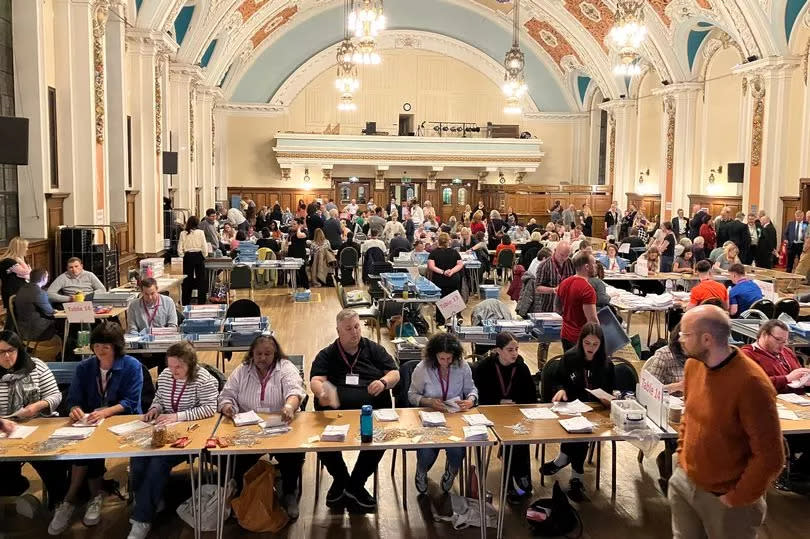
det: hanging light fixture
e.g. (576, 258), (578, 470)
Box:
(336, 0), (360, 109)
(348, 0), (384, 65)
(613, 50), (642, 76)
(502, 0), (527, 114)
(337, 93), (357, 112)
(608, 1), (647, 76)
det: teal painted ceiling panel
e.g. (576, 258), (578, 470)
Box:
(785, 0), (808, 41)
(200, 39), (217, 68)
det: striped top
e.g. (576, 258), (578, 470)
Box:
(218, 359), (305, 414)
(0, 357), (61, 416)
(149, 367), (219, 421)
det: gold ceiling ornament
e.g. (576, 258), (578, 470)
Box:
(348, 0), (384, 65)
(750, 76), (765, 167)
(336, 0), (360, 108)
(608, 113), (616, 184)
(189, 87), (196, 163)
(155, 58), (163, 155)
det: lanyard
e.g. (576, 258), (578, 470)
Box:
(337, 340), (361, 374)
(437, 369), (450, 401)
(495, 363), (517, 399)
(170, 378), (188, 413)
(258, 363), (276, 402)
(142, 298), (160, 328)
(97, 369), (112, 403)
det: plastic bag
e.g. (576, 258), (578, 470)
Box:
(230, 459), (289, 533)
(176, 482), (234, 532)
(435, 493), (497, 530)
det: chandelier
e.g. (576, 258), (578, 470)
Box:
(338, 93), (357, 112)
(613, 50), (642, 76)
(336, 0), (360, 109)
(608, 1), (648, 53)
(348, 0), (385, 39)
(502, 0), (527, 114)
(353, 36), (381, 65)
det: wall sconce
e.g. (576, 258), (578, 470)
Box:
(638, 169), (650, 184)
(498, 172), (506, 184)
(708, 165), (722, 184)
(303, 168), (311, 183)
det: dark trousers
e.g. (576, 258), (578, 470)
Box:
(319, 449), (384, 490)
(182, 251), (208, 305)
(560, 442), (588, 474)
(502, 445), (531, 488)
(742, 244), (757, 265)
(0, 461), (67, 509)
(787, 242), (804, 273)
(660, 256), (674, 273)
(130, 454), (187, 522)
(296, 265), (309, 289)
(231, 453), (304, 495)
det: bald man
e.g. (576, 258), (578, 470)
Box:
(669, 306), (783, 539)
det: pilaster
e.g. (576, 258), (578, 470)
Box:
(599, 99), (637, 202)
(105, 0), (128, 220)
(169, 64), (202, 212)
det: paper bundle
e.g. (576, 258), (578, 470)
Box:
(320, 424), (350, 442)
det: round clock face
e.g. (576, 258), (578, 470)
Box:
(403, 103), (411, 111)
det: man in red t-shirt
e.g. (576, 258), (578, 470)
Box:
(688, 259), (728, 310)
(556, 251), (598, 350)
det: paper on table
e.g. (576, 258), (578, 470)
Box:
(778, 408), (800, 421)
(462, 414), (494, 426)
(462, 425), (489, 441)
(585, 388), (614, 402)
(108, 420), (151, 436)
(787, 372), (810, 389)
(320, 424), (350, 442)
(551, 399), (593, 415)
(72, 417), (105, 428)
(777, 393), (810, 406)
(0, 424), (38, 439)
(419, 411), (447, 426)
(373, 409), (399, 422)
(558, 416), (595, 433)
(520, 408), (558, 420)
(444, 396), (462, 413)
(51, 427), (95, 440)
(233, 410), (262, 427)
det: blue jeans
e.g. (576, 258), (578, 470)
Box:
(130, 455), (188, 523)
(416, 447), (465, 473)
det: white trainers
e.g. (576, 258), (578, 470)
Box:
(48, 502), (75, 535)
(82, 494), (104, 526)
(127, 520), (151, 539)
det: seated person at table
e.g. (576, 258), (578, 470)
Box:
(527, 247), (552, 277)
(49, 322), (143, 535)
(510, 224), (530, 243)
(728, 264), (763, 317)
(409, 332), (478, 494)
(128, 342), (218, 539)
(388, 230), (412, 261)
(637, 247), (661, 273)
(126, 277), (178, 371)
(708, 240), (733, 263)
(218, 335), (305, 518)
(596, 243), (628, 272)
(13, 268), (57, 341)
(672, 249), (695, 273)
(359, 228), (386, 256)
(691, 236), (707, 262)
(0, 331), (66, 511)
(310, 310), (400, 512)
(541, 323), (614, 501)
(472, 332), (537, 503)
(687, 260), (728, 310)
(713, 243), (741, 271)
(47, 257), (106, 304)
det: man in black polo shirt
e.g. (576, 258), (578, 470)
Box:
(310, 309), (400, 512)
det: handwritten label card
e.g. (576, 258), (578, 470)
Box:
(638, 370), (666, 428)
(64, 301), (96, 323)
(437, 290), (466, 321)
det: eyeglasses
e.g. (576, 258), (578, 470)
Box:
(766, 332), (788, 344)
(0, 348), (17, 356)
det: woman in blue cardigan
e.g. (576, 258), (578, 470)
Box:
(48, 322), (143, 535)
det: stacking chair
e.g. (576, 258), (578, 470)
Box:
(748, 298), (775, 319)
(229, 264), (254, 302)
(8, 295), (60, 356)
(388, 359), (421, 509)
(774, 298), (800, 321)
(338, 246), (360, 286)
(335, 283), (380, 342)
(217, 299), (261, 371)
(496, 249), (515, 284)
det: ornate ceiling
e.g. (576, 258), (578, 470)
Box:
(134, 0), (810, 111)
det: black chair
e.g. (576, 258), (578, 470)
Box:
(141, 364), (156, 412)
(201, 363), (227, 392)
(520, 245), (539, 269)
(229, 264), (254, 301)
(338, 246), (360, 285)
(774, 298), (800, 321)
(611, 357), (639, 394)
(388, 360), (421, 509)
(218, 299), (261, 370)
(49, 362), (81, 417)
(749, 298), (775, 319)
(539, 355), (564, 403)
(496, 249), (515, 284)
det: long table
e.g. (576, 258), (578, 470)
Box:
(208, 408), (496, 539)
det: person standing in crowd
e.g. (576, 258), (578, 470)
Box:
(688, 204), (707, 240)
(323, 208), (343, 250)
(699, 215), (716, 251)
(0, 237), (31, 316)
(13, 268), (57, 342)
(604, 201), (620, 239)
(287, 220), (309, 289)
(580, 205), (593, 237)
(306, 202), (325, 240)
(427, 233), (464, 326)
(535, 241), (574, 361)
(408, 333), (478, 495)
(487, 210), (506, 250)
(555, 251), (598, 350)
(367, 207), (387, 238)
(469, 210), (485, 236)
(178, 216), (209, 305)
(784, 210), (807, 273)
(549, 201), (562, 224)
(726, 212), (750, 263)
(757, 215), (777, 269)
(658, 222), (677, 272)
(562, 204), (576, 230)
(743, 213), (761, 265)
(669, 305), (782, 539)
(410, 200), (424, 228)
(310, 310), (400, 513)
(200, 209), (221, 251)
(672, 209), (689, 240)
(47, 258), (106, 305)
(227, 205), (247, 232)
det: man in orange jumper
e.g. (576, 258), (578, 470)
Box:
(670, 305), (783, 538)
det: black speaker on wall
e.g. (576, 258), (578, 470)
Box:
(162, 151), (178, 174)
(0, 116), (29, 165)
(728, 162), (745, 183)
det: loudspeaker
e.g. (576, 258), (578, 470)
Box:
(0, 116), (29, 165)
(728, 162), (745, 183)
(162, 151), (178, 174)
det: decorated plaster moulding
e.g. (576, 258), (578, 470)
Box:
(223, 11), (245, 35)
(714, 0), (759, 58)
(524, 18), (581, 73)
(217, 102), (289, 116)
(92, 0), (109, 144)
(804, 38), (809, 84)
(211, 114), (216, 167)
(664, 95), (676, 170)
(281, 167), (291, 181)
(238, 0), (272, 23)
(608, 113), (616, 183)
(190, 87), (196, 163)
(579, 2), (603, 23)
(250, 5), (298, 49)
(163, 1), (184, 33)
(660, 0), (715, 27)
(394, 36), (422, 49)
(750, 75), (764, 166)
(562, 0), (613, 52)
(523, 111), (588, 122)
(155, 58), (163, 155)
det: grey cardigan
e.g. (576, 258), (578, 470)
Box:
(408, 360), (478, 407)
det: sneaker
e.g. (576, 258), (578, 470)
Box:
(415, 469), (428, 495)
(440, 468), (458, 493)
(16, 494), (40, 519)
(283, 493), (299, 520)
(540, 460), (568, 476)
(344, 485), (377, 511)
(325, 479), (346, 509)
(567, 478), (586, 503)
(506, 489), (527, 505)
(82, 494), (104, 526)
(48, 502), (75, 535)
(127, 521), (151, 539)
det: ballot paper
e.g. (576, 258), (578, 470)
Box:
(257, 414), (284, 428)
(51, 427), (95, 440)
(462, 414), (494, 427)
(444, 396), (462, 413)
(373, 409), (400, 422)
(787, 372), (810, 389)
(777, 393), (810, 406)
(108, 420), (151, 436)
(520, 408), (559, 420)
(0, 425), (37, 439)
(320, 424), (350, 442)
(419, 411), (447, 427)
(778, 408), (800, 421)
(320, 381), (341, 410)
(261, 425), (292, 436)
(462, 425), (489, 441)
(585, 388), (615, 402)
(233, 410), (262, 427)
(551, 399), (593, 415)
(72, 417), (105, 428)
(558, 416), (596, 434)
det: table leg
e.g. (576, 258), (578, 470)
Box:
(611, 441), (617, 501)
(475, 446), (487, 539)
(497, 445), (513, 539)
(595, 442), (601, 491)
(61, 320), (70, 361)
(187, 454), (199, 539)
(216, 454), (221, 539)
(402, 449), (408, 510)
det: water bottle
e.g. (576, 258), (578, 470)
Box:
(360, 404), (373, 443)
(665, 279), (673, 293)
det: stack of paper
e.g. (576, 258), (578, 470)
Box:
(373, 409), (400, 422)
(51, 427), (95, 440)
(520, 408), (558, 420)
(258, 414), (284, 428)
(0, 425), (37, 439)
(444, 397), (462, 413)
(462, 425), (489, 441)
(462, 414), (494, 426)
(558, 416), (595, 433)
(261, 425), (292, 436)
(233, 410), (262, 426)
(585, 388), (615, 402)
(419, 411), (447, 427)
(787, 372), (810, 389)
(551, 399), (593, 415)
(108, 420), (151, 436)
(320, 424), (350, 442)
(778, 408), (800, 421)
(777, 394), (810, 406)
(72, 417), (104, 427)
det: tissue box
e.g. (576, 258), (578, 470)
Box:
(139, 258), (164, 278)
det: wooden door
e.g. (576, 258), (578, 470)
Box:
(437, 183), (473, 223)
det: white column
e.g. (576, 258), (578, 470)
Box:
(214, 105), (228, 204)
(168, 64), (201, 211)
(571, 114), (590, 184)
(600, 99), (637, 203)
(800, 58), (810, 177)
(105, 0), (127, 220)
(195, 87), (219, 212)
(587, 105), (602, 182)
(11, 0), (49, 238)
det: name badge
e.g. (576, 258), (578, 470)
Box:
(500, 399), (514, 405)
(345, 374), (360, 386)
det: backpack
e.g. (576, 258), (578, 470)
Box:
(526, 481), (582, 537)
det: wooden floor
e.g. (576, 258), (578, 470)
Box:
(2, 284), (808, 538)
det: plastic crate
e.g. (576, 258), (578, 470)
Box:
(294, 290), (311, 302)
(479, 285), (500, 299)
(610, 400), (648, 432)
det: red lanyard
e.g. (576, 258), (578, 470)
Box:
(337, 341), (360, 374)
(495, 364), (517, 399)
(142, 298), (160, 327)
(170, 378), (187, 413)
(258, 363), (276, 402)
(437, 369), (450, 401)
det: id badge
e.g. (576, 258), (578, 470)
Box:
(500, 399), (514, 405)
(345, 374), (360, 386)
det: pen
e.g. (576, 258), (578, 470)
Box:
(187, 423), (200, 432)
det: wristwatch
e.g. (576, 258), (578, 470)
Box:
(378, 378), (387, 389)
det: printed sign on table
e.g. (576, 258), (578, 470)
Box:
(64, 301), (96, 323)
(436, 290), (466, 320)
(638, 370), (666, 428)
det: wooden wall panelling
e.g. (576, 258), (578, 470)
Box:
(780, 196), (800, 240)
(626, 193), (661, 220)
(25, 239), (53, 277)
(687, 194), (742, 220)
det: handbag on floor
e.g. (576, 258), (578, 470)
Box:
(230, 459), (289, 533)
(526, 481), (582, 537)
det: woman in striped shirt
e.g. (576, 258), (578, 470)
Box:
(218, 335), (306, 520)
(0, 330), (66, 511)
(127, 341), (218, 539)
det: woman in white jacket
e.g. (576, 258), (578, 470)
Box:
(178, 216), (210, 305)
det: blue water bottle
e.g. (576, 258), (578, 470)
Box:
(360, 404), (373, 443)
